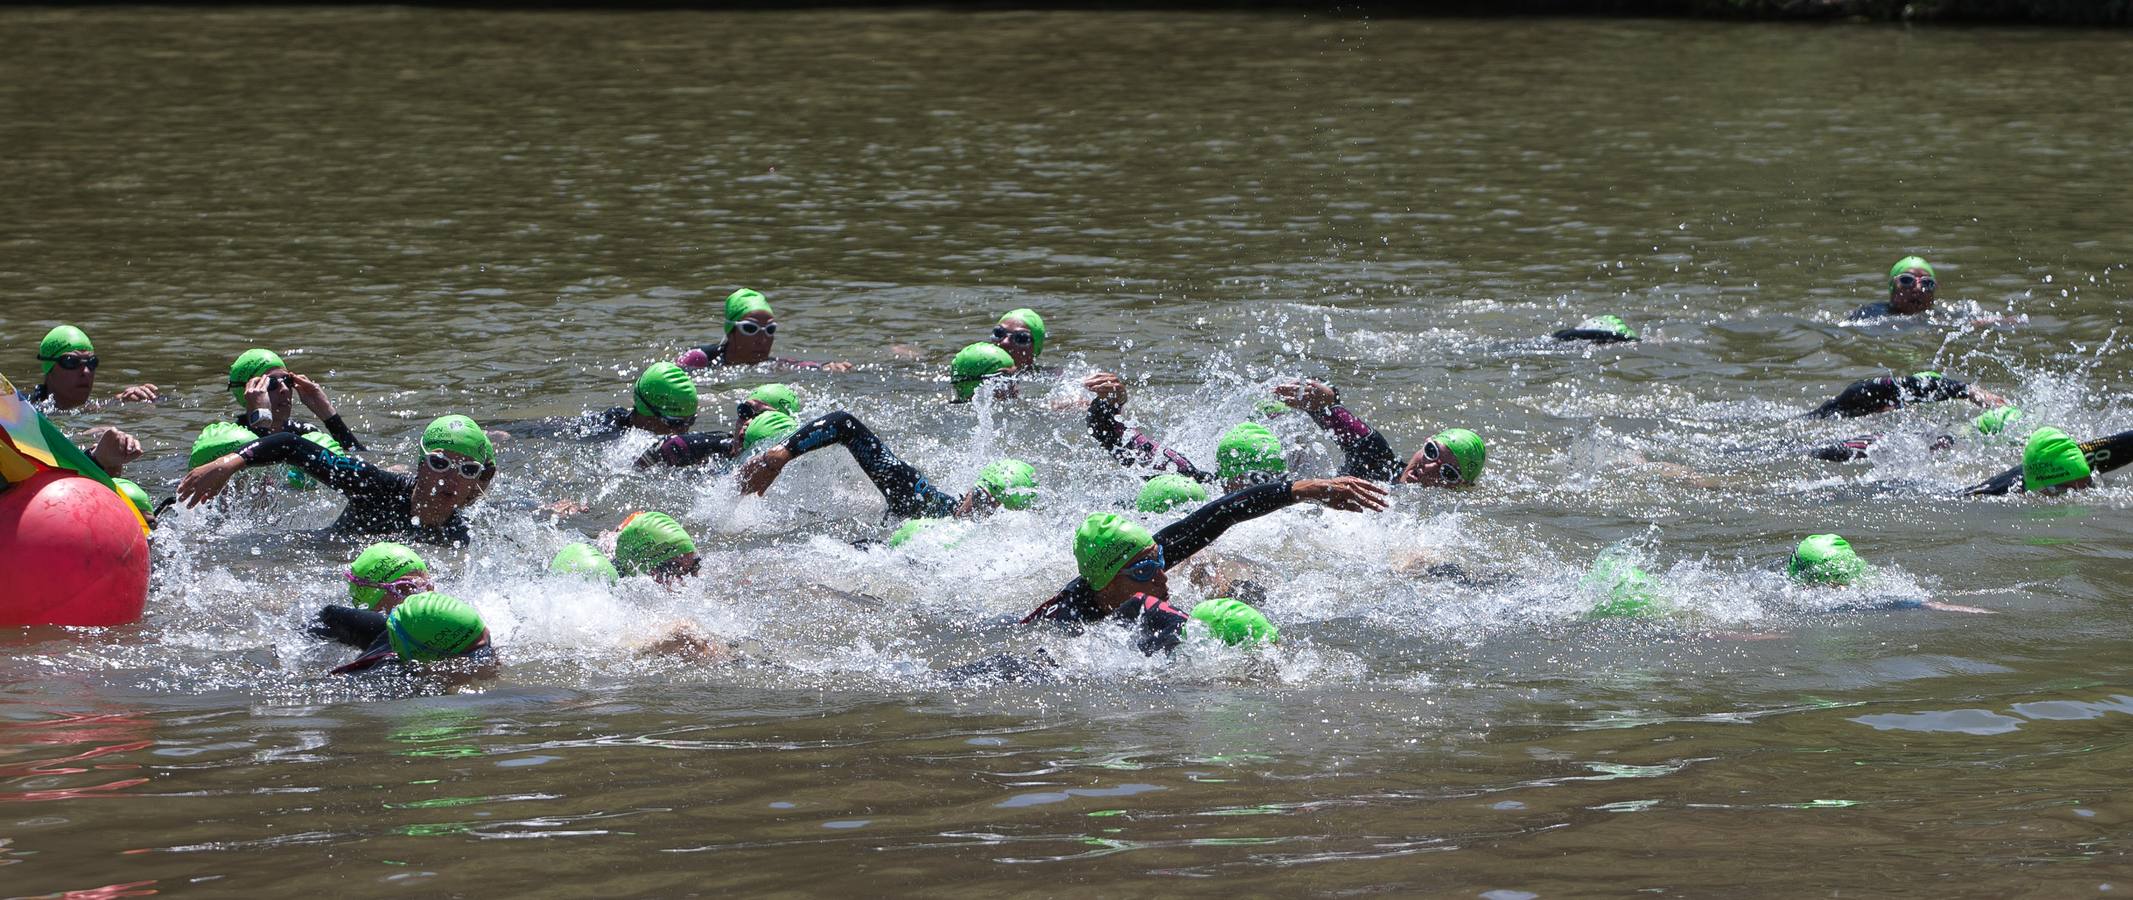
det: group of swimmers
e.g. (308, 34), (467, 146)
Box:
(18, 254), (2112, 679)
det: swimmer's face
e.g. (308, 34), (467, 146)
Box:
(2035, 475), (2094, 496)
(994, 316), (1036, 368)
(956, 487), (1001, 519)
(725, 310), (777, 362)
(1121, 546), (1168, 598)
(1399, 443), (1463, 488)
(44, 350), (98, 406)
(414, 449), (494, 512)
(653, 551), (700, 586)
(1890, 266), (1936, 315)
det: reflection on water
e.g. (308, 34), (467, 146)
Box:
(4, 5), (2133, 896)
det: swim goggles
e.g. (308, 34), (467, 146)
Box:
(1123, 545), (1167, 583)
(1420, 441), (1463, 485)
(1895, 273), (1936, 292)
(40, 354), (98, 371)
(992, 326), (1034, 346)
(424, 453), (491, 479)
(732, 320), (777, 337)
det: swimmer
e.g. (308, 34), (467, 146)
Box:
(1807, 406), (2020, 462)
(1271, 379), (1487, 489)
(950, 342), (1017, 403)
(1551, 314), (1641, 344)
(1803, 370), (2008, 419)
(226, 349), (364, 450)
(990, 308), (1046, 370)
(176, 414), (497, 545)
(674, 288), (854, 372)
(1785, 534), (1990, 613)
(635, 383), (802, 469)
(736, 410), (1039, 524)
(25, 325), (159, 411)
(1020, 476), (1388, 655)
(330, 592), (496, 676)
(613, 511), (700, 585)
(1961, 425), (2122, 497)
(1850, 257), (1940, 320)
(570, 362), (701, 438)
(550, 542), (619, 583)
(313, 542), (434, 649)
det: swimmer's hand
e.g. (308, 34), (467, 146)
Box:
(243, 374), (276, 413)
(113, 383), (160, 403)
(886, 344), (929, 361)
(290, 373), (338, 419)
(88, 427), (143, 476)
(1274, 379), (1338, 413)
(176, 454), (247, 507)
(1083, 372), (1129, 407)
(1967, 387), (2009, 408)
(736, 445), (793, 496)
(1920, 600), (1995, 614)
(1292, 476), (1389, 512)
(819, 361), (856, 373)
(543, 499), (590, 516)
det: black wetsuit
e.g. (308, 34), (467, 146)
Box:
(775, 411), (960, 520)
(639, 431), (741, 468)
(1808, 432), (1957, 462)
(235, 412), (365, 452)
(312, 605), (387, 649)
(1552, 327), (1639, 344)
(1805, 374), (1976, 419)
(236, 432), (474, 545)
(1846, 301), (1909, 321)
(1022, 481), (1300, 655)
(331, 631), (495, 675)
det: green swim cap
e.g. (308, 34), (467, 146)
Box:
(421, 414), (495, 466)
(1001, 308), (1047, 357)
(110, 478), (153, 520)
(386, 592), (486, 661)
(1073, 512), (1155, 590)
(975, 458), (1039, 510)
(285, 431), (347, 489)
(227, 348), (286, 402)
(888, 517), (945, 548)
(1189, 598), (1279, 646)
(724, 288), (774, 331)
(1889, 256), (1935, 289)
(1215, 422), (1286, 481)
(37, 325), (93, 374)
(747, 383), (801, 417)
(549, 542), (619, 584)
(1973, 405), (2024, 437)
(1252, 397), (1291, 420)
(632, 362), (699, 420)
(951, 343), (1016, 401)
(1583, 553), (1662, 618)
(349, 541), (430, 609)
(741, 409), (798, 454)
(189, 421), (257, 468)
(1788, 534), (1867, 586)
(2022, 426), (2091, 492)
(1577, 315), (1638, 339)
(614, 511), (697, 576)
(1428, 428), (1487, 484)
(1136, 473), (1209, 513)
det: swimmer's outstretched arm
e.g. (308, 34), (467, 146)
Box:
(176, 431), (397, 507)
(1083, 372), (1214, 482)
(1276, 380), (1401, 482)
(636, 432), (739, 469)
(736, 411), (958, 519)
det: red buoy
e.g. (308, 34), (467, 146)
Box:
(0, 470), (149, 627)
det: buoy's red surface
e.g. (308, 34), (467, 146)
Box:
(0, 470), (149, 626)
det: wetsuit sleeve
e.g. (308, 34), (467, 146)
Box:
(1152, 480), (1298, 564)
(676, 344), (722, 370)
(641, 432), (737, 468)
(1115, 593), (1189, 655)
(1808, 434), (1880, 462)
(321, 414), (365, 452)
(1902, 375), (1971, 403)
(237, 432), (400, 497)
(1848, 302), (1896, 321)
(1308, 405), (1400, 482)
(311, 605), (388, 649)
(1806, 378), (1902, 419)
(1086, 399), (1215, 483)
(782, 411), (959, 519)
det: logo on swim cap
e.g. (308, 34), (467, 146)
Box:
(1215, 422), (1285, 481)
(724, 289), (774, 331)
(37, 326), (93, 375)
(951, 343), (1016, 401)
(422, 415), (495, 466)
(632, 362), (700, 420)
(1136, 473), (1209, 513)
(1074, 512), (1155, 590)
(1788, 534), (1867, 586)
(975, 458), (1039, 510)
(2022, 426), (2091, 492)
(386, 593), (486, 661)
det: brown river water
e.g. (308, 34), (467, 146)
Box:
(3, 7), (2132, 897)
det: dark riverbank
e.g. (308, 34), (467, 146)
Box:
(27, 0), (2133, 24)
